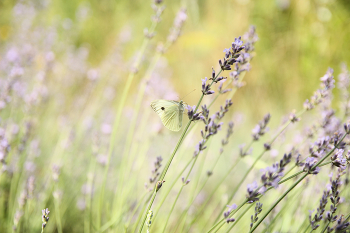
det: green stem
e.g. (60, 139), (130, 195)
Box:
(84, 155), (96, 233)
(189, 157), (241, 229)
(320, 222), (331, 233)
(250, 173), (308, 233)
(224, 204), (254, 233)
(190, 141), (253, 232)
(301, 220), (311, 233)
(344, 213), (350, 222)
(97, 8), (160, 230)
(249, 133), (348, 232)
(213, 110), (304, 224)
(162, 156), (198, 232)
(137, 70), (223, 233)
(53, 183), (63, 233)
(153, 157), (194, 222)
(112, 48), (163, 224)
(207, 202), (246, 233)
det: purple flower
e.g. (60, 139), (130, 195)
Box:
(303, 157), (320, 175)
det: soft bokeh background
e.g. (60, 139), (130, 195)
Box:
(0, 0), (350, 232)
(1, 0), (349, 118)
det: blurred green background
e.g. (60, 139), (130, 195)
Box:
(0, 0), (350, 232)
(1, 0), (349, 120)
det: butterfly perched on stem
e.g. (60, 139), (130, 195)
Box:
(150, 100), (186, 131)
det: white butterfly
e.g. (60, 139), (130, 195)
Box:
(150, 100), (186, 131)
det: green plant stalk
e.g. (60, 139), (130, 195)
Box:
(208, 158), (315, 232)
(320, 177), (343, 233)
(137, 116), (193, 233)
(219, 161), (334, 232)
(84, 155), (96, 233)
(212, 110), (304, 224)
(344, 213), (350, 222)
(189, 141), (253, 232)
(112, 52), (162, 218)
(207, 201), (246, 233)
(320, 215), (332, 233)
(176, 142), (214, 231)
(118, 51), (161, 177)
(314, 185), (350, 233)
(162, 156), (198, 232)
(180, 141), (232, 231)
(153, 157), (195, 222)
(137, 187), (158, 233)
(194, 143), (252, 231)
(265, 185), (303, 232)
(113, 136), (152, 232)
(53, 183), (63, 233)
(249, 133), (348, 232)
(8, 132), (32, 231)
(188, 156), (241, 231)
(208, 70), (247, 109)
(97, 10), (160, 230)
(224, 204), (253, 233)
(250, 173), (308, 233)
(123, 191), (149, 232)
(179, 73), (250, 230)
(153, 63), (248, 230)
(301, 218), (311, 233)
(190, 140), (211, 200)
(132, 196), (149, 233)
(137, 70), (223, 233)
(162, 141), (215, 232)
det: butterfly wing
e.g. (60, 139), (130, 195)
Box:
(151, 100), (183, 131)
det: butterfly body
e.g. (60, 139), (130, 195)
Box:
(150, 100), (185, 131)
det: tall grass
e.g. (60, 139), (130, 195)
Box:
(0, 1), (350, 233)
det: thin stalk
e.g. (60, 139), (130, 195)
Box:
(208, 154), (326, 232)
(152, 157), (194, 222)
(344, 213), (350, 222)
(97, 9), (160, 230)
(301, 220), (311, 233)
(250, 173), (308, 233)
(207, 71), (246, 109)
(320, 218), (331, 233)
(224, 204), (254, 233)
(213, 111), (304, 224)
(84, 155), (96, 233)
(265, 185), (303, 232)
(207, 201), (246, 233)
(162, 156), (198, 232)
(180, 140), (230, 230)
(137, 70), (223, 233)
(53, 183), (63, 233)
(188, 157), (241, 230)
(112, 52), (162, 218)
(117, 51), (161, 181)
(190, 140), (255, 232)
(189, 141), (253, 232)
(190, 140), (211, 199)
(123, 191), (149, 232)
(131, 197), (149, 233)
(137, 187), (158, 233)
(249, 133), (347, 232)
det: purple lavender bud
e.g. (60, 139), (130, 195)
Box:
(264, 143), (271, 151)
(215, 76), (225, 82)
(344, 123), (350, 134)
(201, 77), (207, 91)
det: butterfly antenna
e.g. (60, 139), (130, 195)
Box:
(181, 89), (196, 101)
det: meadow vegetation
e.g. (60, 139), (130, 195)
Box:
(0, 0), (350, 232)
